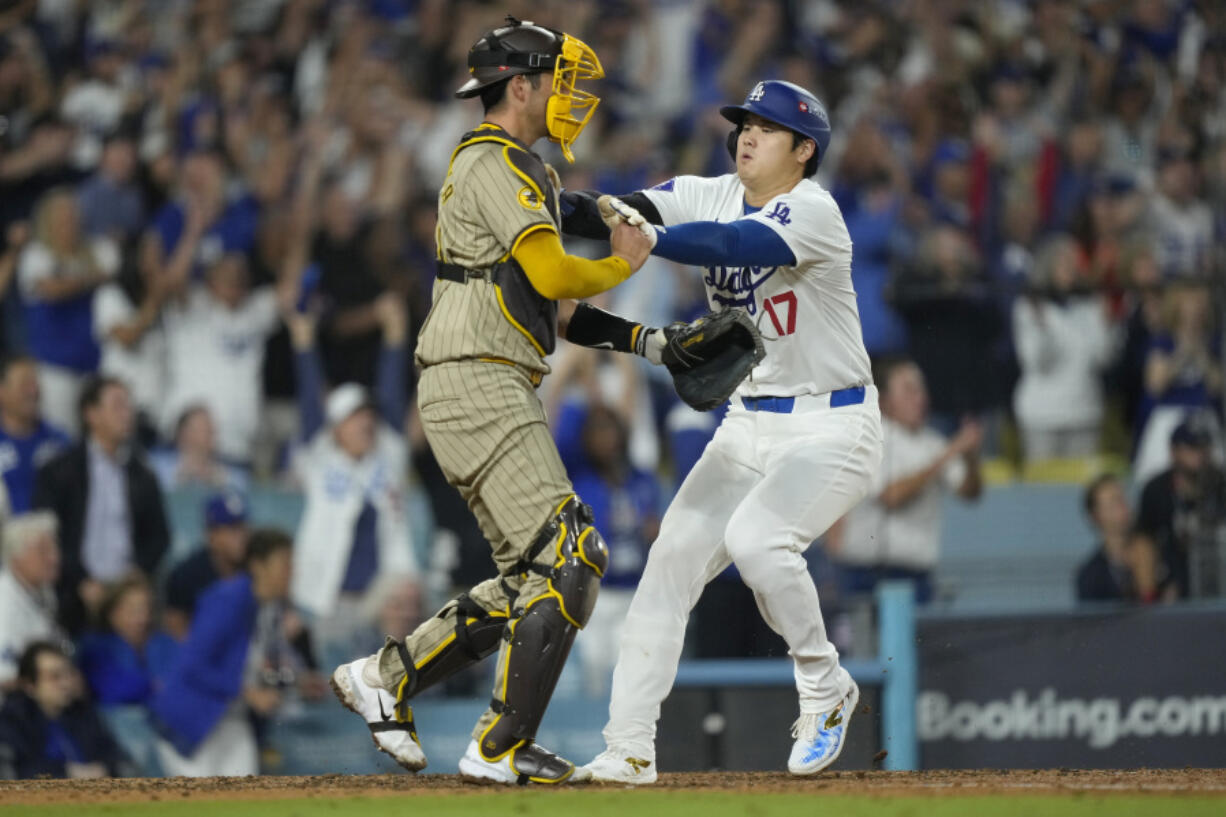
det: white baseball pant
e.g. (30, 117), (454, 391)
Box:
(602, 388), (883, 757)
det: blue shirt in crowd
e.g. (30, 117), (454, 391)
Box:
(77, 631), (179, 706)
(571, 466), (661, 590)
(0, 420), (69, 512)
(151, 196), (259, 279)
(23, 295), (100, 373)
(150, 573), (258, 756)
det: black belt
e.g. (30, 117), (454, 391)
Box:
(437, 261), (518, 283)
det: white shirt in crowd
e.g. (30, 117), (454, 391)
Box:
(839, 417), (966, 572)
(93, 283), (167, 421)
(161, 285), (279, 463)
(1012, 296), (1113, 433)
(290, 425), (419, 619)
(18, 237), (120, 300)
(1149, 193), (1213, 278)
(0, 569), (62, 685)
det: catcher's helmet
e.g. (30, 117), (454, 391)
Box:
(720, 80), (831, 174)
(456, 16), (603, 163)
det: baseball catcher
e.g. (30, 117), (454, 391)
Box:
(329, 17), (653, 785)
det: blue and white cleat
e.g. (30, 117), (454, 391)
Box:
(787, 681), (859, 775)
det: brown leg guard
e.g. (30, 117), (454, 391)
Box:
(477, 595), (577, 760)
(475, 496), (609, 764)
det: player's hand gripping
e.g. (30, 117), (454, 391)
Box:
(610, 220), (653, 273)
(599, 194), (657, 248)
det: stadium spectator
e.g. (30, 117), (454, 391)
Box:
(302, 178), (390, 389)
(1012, 235), (1114, 460)
(832, 359), (983, 604)
(891, 225), (1005, 432)
(1046, 117), (1104, 233)
(0, 511), (67, 688)
(139, 150), (258, 286)
(0, 354), (68, 513)
(76, 134), (145, 241)
(92, 261), (167, 443)
(833, 117), (909, 357)
(1076, 474), (1164, 604)
(0, 31), (72, 217)
(1112, 247), (1167, 446)
(1074, 174), (1147, 293)
(160, 251), (284, 466)
(1135, 416), (1226, 599)
(0, 641), (134, 780)
(1144, 284), (1222, 412)
(352, 572), (425, 661)
(569, 404), (661, 695)
(1102, 66), (1158, 179)
(548, 340), (660, 476)
(162, 490), (250, 640)
(1148, 144), (1213, 279)
(922, 139), (972, 228)
(77, 573), (177, 706)
(0, 221), (30, 357)
(59, 40), (131, 170)
(1134, 283), (1223, 480)
(286, 300), (419, 642)
(17, 188), (119, 434)
(149, 405), (249, 493)
(151, 528), (315, 777)
(33, 376), (169, 635)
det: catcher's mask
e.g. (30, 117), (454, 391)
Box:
(456, 16), (603, 163)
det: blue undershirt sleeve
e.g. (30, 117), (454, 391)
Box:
(651, 219), (797, 268)
(294, 349), (326, 441)
(374, 342), (407, 430)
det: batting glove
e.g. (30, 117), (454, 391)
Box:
(598, 195), (658, 248)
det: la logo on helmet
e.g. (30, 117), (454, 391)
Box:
(748, 82), (766, 102)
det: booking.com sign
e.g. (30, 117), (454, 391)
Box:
(919, 689), (1226, 750)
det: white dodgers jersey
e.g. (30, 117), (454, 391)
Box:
(642, 174), (872, 398)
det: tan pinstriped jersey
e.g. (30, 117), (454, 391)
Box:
(416, 124), (561, 374)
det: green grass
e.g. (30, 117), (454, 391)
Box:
(8, 793), (1226, 817)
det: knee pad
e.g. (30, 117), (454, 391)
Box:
(396, 593), (509, 700)
(510, 494), (608, 629)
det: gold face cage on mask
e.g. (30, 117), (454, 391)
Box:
(545, 35), (603, 163)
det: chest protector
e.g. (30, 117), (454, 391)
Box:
(440, 128), (562, 357)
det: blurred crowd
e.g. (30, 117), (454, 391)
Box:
(0, 0), (1223, 780)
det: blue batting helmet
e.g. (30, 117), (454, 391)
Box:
(720, 80), (831, 174)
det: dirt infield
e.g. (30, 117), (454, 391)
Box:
(3, 769), (1225, 805)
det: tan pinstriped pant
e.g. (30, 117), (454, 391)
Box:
(377, 360), (574, 738)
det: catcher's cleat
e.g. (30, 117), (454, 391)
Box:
(458, 738), (590, 785)
(583, 748), (658, 785)
(787, 681), (859, 775)
(330, 656), (427, 771)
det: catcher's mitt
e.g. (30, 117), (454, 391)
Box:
(660, 308), (765, 411)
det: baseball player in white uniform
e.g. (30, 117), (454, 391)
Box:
(560, 80), (883, 783)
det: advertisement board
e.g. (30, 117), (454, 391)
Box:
(918, 607), (1226, 768)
